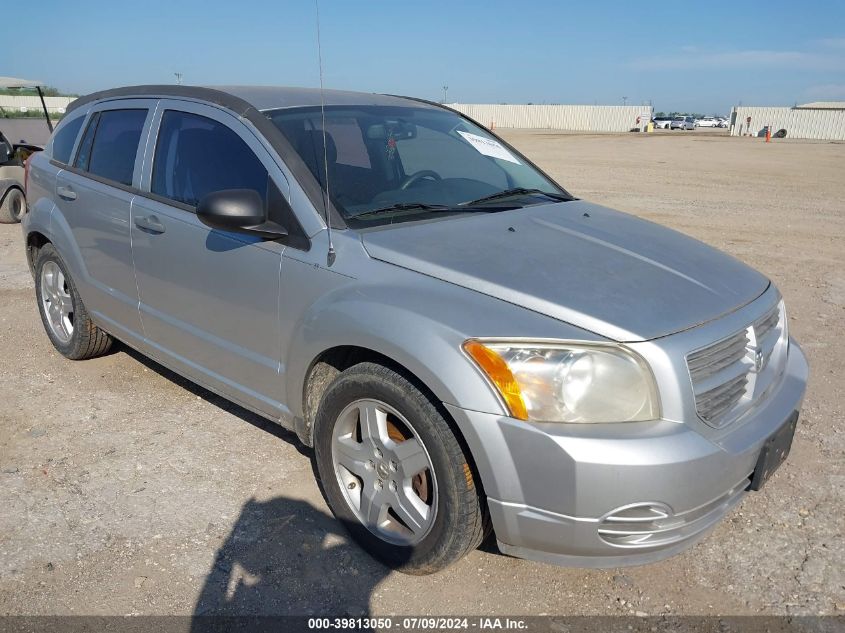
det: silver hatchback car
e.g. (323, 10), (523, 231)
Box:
(23, 85), (808, 573)
(670, 116), (696, 130)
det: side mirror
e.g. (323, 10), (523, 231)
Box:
(197, 189), (288, 239)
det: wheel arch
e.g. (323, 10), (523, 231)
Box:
(298, 343), (492, 525)
(1, 183), (24, 203)
(25, 230), (51, 276)
(298, 344), (470, 447)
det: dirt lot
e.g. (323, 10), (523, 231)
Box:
(0, 118), (57, 146)
(0, 130), (842, 618)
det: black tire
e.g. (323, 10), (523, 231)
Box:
(0, 188), (25, 224)
(34, 244), (113, 359)
(313, 362), (487, 574)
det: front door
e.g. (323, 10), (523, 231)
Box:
(131, 103), (287, 417)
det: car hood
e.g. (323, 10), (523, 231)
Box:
(360, 201), (769, 342)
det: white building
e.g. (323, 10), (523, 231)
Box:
(0, 94), (75, 116)
(448, 104), (653, 133)
(729, 102), (845, 140)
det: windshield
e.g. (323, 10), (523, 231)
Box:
(266, 105), (570, 227)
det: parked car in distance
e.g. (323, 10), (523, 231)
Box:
(0, 76), (54, 223)
(695, 117), (720, 128)
(717, 117), (729, 128)
(671, 116), (695, 130)
(652, 116), (673, 129)
(23, 85), (808, 574)
(0, 129), (41, 223)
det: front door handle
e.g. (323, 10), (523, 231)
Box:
(134, 214), (166, 234)
(57, 185), (77, 201)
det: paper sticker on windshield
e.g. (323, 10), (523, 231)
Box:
(457, 131), (521, 164)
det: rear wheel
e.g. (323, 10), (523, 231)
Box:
(313, 362), (487, 574)
(0, 188), (25, 224)
(35, 244), (113, 359)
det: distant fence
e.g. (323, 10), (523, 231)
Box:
(447, 104), (653, 132)
(730, 106), (845, 140)
(0, 95), (75, 115)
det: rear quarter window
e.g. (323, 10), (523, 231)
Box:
(50, 115), (85, 164)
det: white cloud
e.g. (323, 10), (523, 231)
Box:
(804, 83), (845, 99)
(631, 48), (845, 71)
(816, 37), (845, 49)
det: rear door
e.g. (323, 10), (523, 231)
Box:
(24, 112), (86, 225)
(131, 101), (288, 417)
(53, 101), (155, 342)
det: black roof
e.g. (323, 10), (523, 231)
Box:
(65, 85), (435, 115)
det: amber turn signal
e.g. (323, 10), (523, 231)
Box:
(462, 340), (528, 420)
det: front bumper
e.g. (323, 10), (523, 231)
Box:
(446, 339), (808, 568)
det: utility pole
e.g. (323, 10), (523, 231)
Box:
(442, 85), (448, 103)
(174, 72), (183, 85)
(622, 96), (628, 106)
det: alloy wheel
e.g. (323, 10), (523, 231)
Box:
(331, 398), (437, 546)
(40, 261), (74, 343)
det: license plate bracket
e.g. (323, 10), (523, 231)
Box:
(748, 411), (798, 491)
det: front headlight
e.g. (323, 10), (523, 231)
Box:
(463, 340), (660, 423)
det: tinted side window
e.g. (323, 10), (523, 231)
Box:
(51, 116), (85, 164)
(152, 111), (268, 208)
(87, 109), (147, 186)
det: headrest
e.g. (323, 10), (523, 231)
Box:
(297, 129), (337, 179)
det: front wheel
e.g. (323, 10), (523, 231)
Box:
(313, 362), (487, 574)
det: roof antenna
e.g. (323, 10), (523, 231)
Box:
(315, 0), (336, 266)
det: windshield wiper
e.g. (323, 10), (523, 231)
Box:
(351, 202), (454, 219)
(350, 201), (512, 219)
(462, 187), (572, 206)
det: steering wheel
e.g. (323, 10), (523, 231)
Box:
(400, 170), (442, 190)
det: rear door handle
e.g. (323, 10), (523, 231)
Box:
(57, 185), (77, 201)
(134, 214), (166, 234)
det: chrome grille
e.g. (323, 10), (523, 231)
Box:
(752, 304), (781, 373)
(754, 304), (779, 342)
(687, 330), (748, 382)
(686, 301), (786, 428)
(696, 373), (749, 423)
(687, 330), (750, 424)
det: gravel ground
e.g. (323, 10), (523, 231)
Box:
(0, 130), (842, 618)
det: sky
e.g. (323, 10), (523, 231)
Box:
(6, 0), (845, 115)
